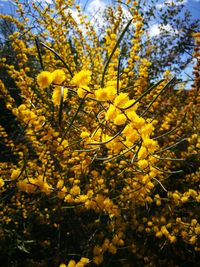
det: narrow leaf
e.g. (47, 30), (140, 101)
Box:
(101, 18), (133, 87)
(58, 86), (64, 127)
(122, 79), (165, 111)
(40, 42), (73, 77)
(35, 38), (44, 70)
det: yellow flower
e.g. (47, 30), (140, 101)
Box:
(105, 104), (119, 121)
(114, 93), (129, 108)
(11, 168), (21, 180)
(138, 159), (149, 170)
(95, 86), (116, 101)
(131, 114), (145, 129)
(81, 131), (90, 139)
(138, 146), (148, 159)
(59, 264), (67, 267)
(93, 255), (104, 265)
(52, 69), (66, 84)
(80, 257), (90, 264)
(143, 138), (158, 152)
(37, 71), (53, 89)
(0, 178), (4, 188)
(17, 179), (36, 193)
(71, 70), (91, 87)
(114, 113), (126, 125)
(52, 86), (68, 106)
(123, 126), (139, 143)
(77, 86), (91, 98)
(67, 260), (76, 267)
(70, 185), (80, 196)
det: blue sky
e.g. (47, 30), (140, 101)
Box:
(0, 0), (199, 18)
(1, 1), (199, 38)
(0, 0), (199, 88)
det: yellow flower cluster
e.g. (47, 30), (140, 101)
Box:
(0, 1), (199, 266)
(60, 257), (90, 267)
(37, 69), (66, 89)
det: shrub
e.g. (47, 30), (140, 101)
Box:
(0, 1), (199, 266)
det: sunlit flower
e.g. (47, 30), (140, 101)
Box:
(52, 69), (66, 84)
(37, 71), (53, 89)
(52, 86), (68, 106)
(114, 113), (126, 125)
(77, 85), (92, 98)
(11, 168), (21, 180)
(71, 70), (91, 87)
(95, 86), (116, 101)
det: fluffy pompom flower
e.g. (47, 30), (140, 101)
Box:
(71, 70), (91, 87)
(0, 178), (4, 188)
(95, 86), (116, 101)
(52, 69), (66, 85)
(67, 260), (76, 267)
(37, 71), (53, 89)
(77, 86), (92, 98)
(105, 104), (119, 121)
(114, 92), (129, 108)
(113, 113), (126, 125)
(52, 86), (68, 106)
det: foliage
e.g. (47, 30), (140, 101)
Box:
(0, 1), (199, 266)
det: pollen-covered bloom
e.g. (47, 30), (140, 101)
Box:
(77, 85), (92, 98)
(52, 86), (68, 106)
(114, 113), (127, 125)
(52, 69), (66, 84)
(11, 168), (21, 180)
(0, 178), (4, 188)
(105, 104), (119, 121)
(95, 86), (116, 101)
(67, 260), (76, 267)
(114, 92), (129, 108)
(37, 71), (53, 89)
(71, 70), (91, 87)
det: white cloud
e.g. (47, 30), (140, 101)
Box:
(32, 0), (52, 4)
(86, 0), (106, 15)
(86, 0), (106, 29)
(156, 0), (188, 9)
(148, 23), (179, 37)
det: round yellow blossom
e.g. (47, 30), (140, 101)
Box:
(67, 260), (76, 267)
(77, 86), (91, 98)
(138, 146), (148, 159)
(52, 86), (68, 106)
(189, 236), (197, 245)
(37, 71), (53, 89)
(80, 257), (90, 264)
(70, 185), (80, 196)
(11, 168), (21, 180)
(0, 178), (4, 188)
(105, 104), (119, 121)
(138, 159), (149, 170)
(155, 231), (163, 238)
(71, 70), (91, 87)
(59, 264), (67, 267)
(81, 131), (90, 139)
(52, 69), (66, 84)
(57, 179), (64, 190)
(114, 92), (129, 108)
(93, 255), (104, 265)
(17, 179), (36, 193)
(169, 235), (177, 243)
(95, 86), (116, 101)
(114, 113), (126, 125)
